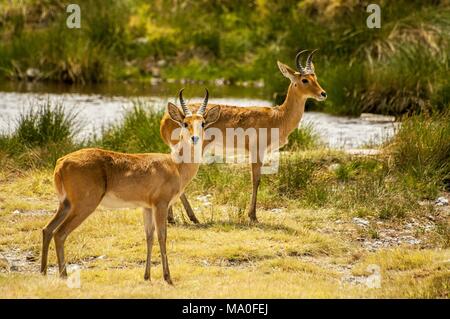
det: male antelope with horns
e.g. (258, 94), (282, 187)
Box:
(161, 50), (327, 223)
(41, 90), (220, 284)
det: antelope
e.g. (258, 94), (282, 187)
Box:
(40, 90), (220, 284)
(160, 50), (327, 222)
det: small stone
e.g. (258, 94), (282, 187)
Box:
(214, 78), (225, 86)
(26, 68), (40, 80)
(360, 113), (396, 123)
(149, 77), (162, 85)
(156, 59), (166, 67)
(134, 37), (148, 44)
(435, 197), (449, 206)
(329, 163), (341, 172)
(353, 217), (370, 227)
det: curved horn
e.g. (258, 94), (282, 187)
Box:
(197, 88), (209, 115)
(295, 50), (309, 74)
(178, 88), (191, 116)
(306, 49), (318, 72)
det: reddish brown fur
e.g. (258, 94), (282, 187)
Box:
(160, 64), (326, 222)
(41, 104), (220, 284)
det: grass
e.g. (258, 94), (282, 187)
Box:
(96, 101), (169, 154)
(0, 168), (449, 298)
(0, 101), (449, 298)
(388, 111), (450, 194)
(0, 100), (80, 168)
(0, 1), (449, 115)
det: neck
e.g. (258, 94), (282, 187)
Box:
(278, 83), (307, 137)
(171, 141), (202, 189)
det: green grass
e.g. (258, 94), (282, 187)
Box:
(0, 100), (80, 168)
(0, 166), (448, 298)
(282, 124), (322, 151)
(0, 100), (168, 168)
(388, 111), (450, 196)
(95, 101), (169, 154)
(0, 100), (449, 297)
(0, 1), (449, 115)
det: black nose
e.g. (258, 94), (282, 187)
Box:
(191, 136), (199, 144)
(321, 92), (327, 98)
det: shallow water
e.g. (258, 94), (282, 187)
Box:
(0, 82), (398, 149)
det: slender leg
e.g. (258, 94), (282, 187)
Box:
(53, 202), (99, 278)
(143, 208), (155, 281)
(248, 162), (262, 222)
(167, 206), (175, 224)
(180, 193), (200, 224)
(41, 199), (70, 275)
(154, 203), (173, 285)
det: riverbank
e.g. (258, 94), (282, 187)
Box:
(1, 1), (449, 116)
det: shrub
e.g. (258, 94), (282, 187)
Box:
(98, 101), (168, 153)
(389, 111), (450, 191)
(0, 100), (80, 168)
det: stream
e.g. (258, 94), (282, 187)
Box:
(0, 82), (398, 149)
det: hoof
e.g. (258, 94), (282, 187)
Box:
(164, 276), (174, 285)
(248, 214), (258, 223)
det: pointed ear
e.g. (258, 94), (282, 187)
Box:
(204, 105), (220, 128)
(167, 102), (184, 125)
(277, 61), (297, 82)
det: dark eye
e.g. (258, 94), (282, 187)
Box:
(201, 122), (205, 128)
(302, 79), (309, 84)
(183, 122), (188, 128)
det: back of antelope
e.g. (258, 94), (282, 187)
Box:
(40, 89), (220, 284)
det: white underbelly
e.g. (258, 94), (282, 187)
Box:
(100, 192), (149, 209)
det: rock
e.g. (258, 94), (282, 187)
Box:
(26, 68), (41, 81)
(214, 78), (225, 86)
(270, 208), (283, 214)
(134, 37), (148, 44)
(435, 197), (449, 206)
(345, 149), (381, 156)
(156, 59), (166, 67)
(360, 113), (396, 123)
(328, 163), (341, 172)
(149, 77), (162, 85)
(353, 217), (370, 227)
(254, 79), (265, 88)
(12, 209), (52, 216)
(196, 194), (212, 206)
